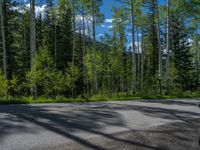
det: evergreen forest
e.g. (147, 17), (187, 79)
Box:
(0, 0), (199, 103)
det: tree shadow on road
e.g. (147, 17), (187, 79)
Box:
(0, 102), (199, 150)
(104, 102), (200, 122)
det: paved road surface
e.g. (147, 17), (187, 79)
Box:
(0, 99), (200, 150)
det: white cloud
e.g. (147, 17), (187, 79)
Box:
(127, 42), (142, 53)
(108, 25), (113, 29)
(76, 15), (92, 24)
(127, 33), (142, 37)
(105, 19), (113, 23)
(188, 38), (193, 43)
(13, 4), (46, 18)
(188, 38), (193, 46)
(74, 15), (93, 37)
(97, 33), (104, 38)
(35, 5), (46, 17)
(100, 24), (113, 29)
(127, 43), (132, 48)
(101, 24), (106, 27)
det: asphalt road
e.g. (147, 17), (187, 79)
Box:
(0, 99), (200, 150)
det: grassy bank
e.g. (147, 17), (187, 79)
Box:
(0, 91), (199, 105)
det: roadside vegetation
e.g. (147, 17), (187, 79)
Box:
(0, 92), (199, 105)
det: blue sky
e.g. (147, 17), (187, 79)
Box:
(96, 0), (167, 46)
(96, 0), (127, 43)
(96, 0), (120, 40)
(18, 0), (167, 47)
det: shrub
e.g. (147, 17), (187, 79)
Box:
(0, 72), (8, 98)
(27, 47), (80, 97)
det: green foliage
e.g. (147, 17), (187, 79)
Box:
(0, 72), (8, 98)
(27, 47), (54, 85)
(84, 48), (103, 82)
(56, 0), (73, 70)
(80, 0), (104, 25)
(0, 91), (200, 105)
(27, 47), (62, 96)
(27, 46), (80, 97)
(0, 0), (199, 101)
(65, 62), (80, 89)
(9, 75), (26, 96)
(170, 14), (194, 90)
(0, 73), (28, 98)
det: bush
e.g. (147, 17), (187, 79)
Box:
(27, 47), (66, 97)
(91, 94), (108, 101)
(27, 47), (80, 97)
(9, 75), (28, 97)
(0, 72), (8, 98)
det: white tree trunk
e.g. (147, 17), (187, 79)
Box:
(130, 0), (136, 93)
(165, 0), (170, 95)
(54, 18), (57, 66)
(156, 0), (162, 95)
(137, 26), (140, 80)
(141, 29), (144, 93)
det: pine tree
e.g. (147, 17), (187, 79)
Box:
(30, 0), (37, 96)
(147, 0), (159, 79)
(111, 7), (128, 92)
(0, 0), (7, 79)
(43, 0), (56, 59)
(170, 14), (194, 90)
(56, 0), (73, 70)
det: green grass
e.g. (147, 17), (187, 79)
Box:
(0, 92), (199, 105)
(0, 96), (88, 105)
